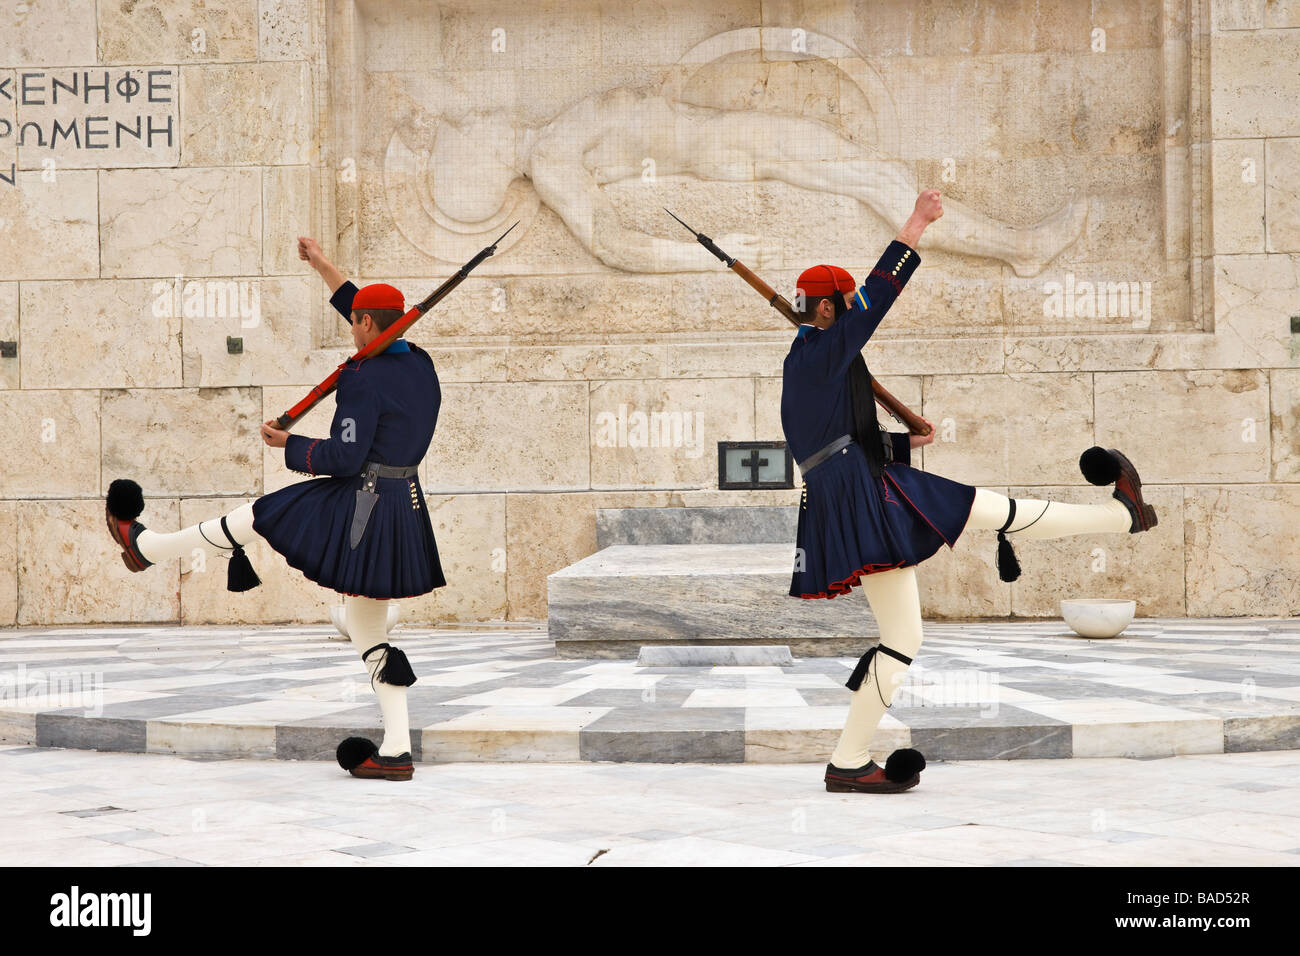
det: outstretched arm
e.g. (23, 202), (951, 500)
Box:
(299, 236), (362, 324)
(807, 191), (945, 380)
(895, 190), (943, 248)
(298, 236), (346, 292)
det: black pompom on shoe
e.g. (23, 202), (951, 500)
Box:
(336, 736), (378, 771)
(107, 478), (145, 521)
(1079, 447), (1120, 486)
(884, 748), (927, 783)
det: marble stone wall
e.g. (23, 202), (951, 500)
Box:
(0, 0), (1296, 626)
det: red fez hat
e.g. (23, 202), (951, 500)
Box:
(796, 264), (855, 299)
(352, 283), (405, 312)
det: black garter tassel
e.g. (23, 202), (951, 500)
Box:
(220, 515), (261, 592)
(845, 646), (879, 691)
(845, 643), (914, 692)
(995, 499), (1022, 583)
(362, 643), (418, 687)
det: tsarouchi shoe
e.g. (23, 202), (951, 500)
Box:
(824, 748), (926, 793)
(105, 478), (152, 572)
(349, 751), (414, 781)
(105, 503), (152, 572)
(1079, 447), (1157, 533)
(336, 736), (413, 781)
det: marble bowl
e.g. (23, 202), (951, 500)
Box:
(328, 602), (401, 641)
(1060, 598), (1136, 638)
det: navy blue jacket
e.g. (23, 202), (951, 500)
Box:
(780, 240), (921, 467)
(283, 281), (441, 476)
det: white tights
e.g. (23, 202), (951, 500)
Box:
(134, 502), (261, 565)
(829, 487), (1130, 769)
(345, 595), (412, 757)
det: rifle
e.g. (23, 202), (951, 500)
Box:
(273, 222), (517, 430)
(664, 209), (931, 437)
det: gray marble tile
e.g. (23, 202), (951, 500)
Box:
(561, 688), (693, 709)
(37, 715), (146, 752)
(596, 506), (797, 548)
(93, 695), (251, 718)
(799, 688), (850, 706)
(1170, 669), (1300, 687)
(1225, 715), (1300, 752)
(60, 805), (134, 817)
(906, 723), (1073, 761)
(336, 842), (417, 858)
(581, 708), (746, 763)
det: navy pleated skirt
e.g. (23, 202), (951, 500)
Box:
(252, 474), (446, 599)
(790, 441), (977, 599)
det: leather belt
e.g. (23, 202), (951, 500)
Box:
(361, 461), (419, 480)
(796, 431), (894, 479)
(350, 460), (420, 549)
(797, 434), (854, 478)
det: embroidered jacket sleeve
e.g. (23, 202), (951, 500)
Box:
(799, 240), (921, 382)
(330, 281), (359, 323)
(283, 365), (380, 477)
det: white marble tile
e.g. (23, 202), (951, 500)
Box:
(416, 671), (517, 687)
(162, 700), (361, 722)
(425, 706), (611, 732)
(868, 824), (1103, 865)
(744, 706), (850, 731)
(1045, 836), (1300, 867)
(1130, 809), (1300, 850)
(682, 688), (808, 708)
(443, 688), (591, 707)
(0, 836), (171, 866)
(138, 823), (362, 866)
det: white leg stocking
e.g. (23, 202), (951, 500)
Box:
(965, 487), (1130, 537)
(134, 502), (261, 564)
(830, 566), (923, 770)
(345, 594), (412, 758)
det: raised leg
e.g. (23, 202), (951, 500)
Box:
(133, 502), (261, 564)
(965, 487), (1131, 538)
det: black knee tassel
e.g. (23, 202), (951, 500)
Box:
(362, 642), (418, 687)
(220, 515), (261, 592)
(995, 499), (1021, 583)
(845, 643), (914, 692)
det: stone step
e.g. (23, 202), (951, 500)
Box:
(547, 544), (879, 659)
(597, 506), (796, 548)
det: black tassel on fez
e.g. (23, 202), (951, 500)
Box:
(220, 515), (261, 592)
(362, 643), (418, 687)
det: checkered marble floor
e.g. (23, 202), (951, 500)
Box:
(2, 618), (1299, 763)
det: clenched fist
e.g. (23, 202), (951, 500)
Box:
(913, 189), (943, 225)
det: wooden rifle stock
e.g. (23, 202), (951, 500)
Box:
(665, 209), (931, 437)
